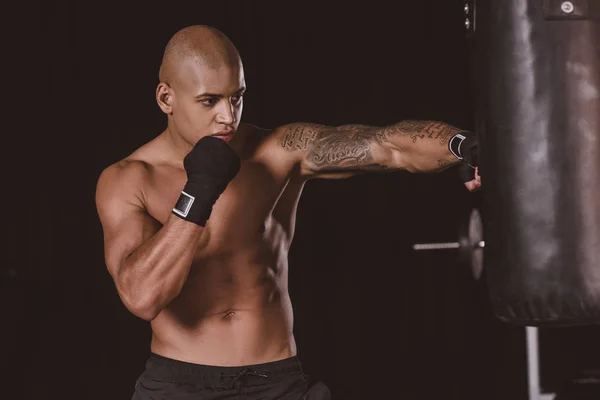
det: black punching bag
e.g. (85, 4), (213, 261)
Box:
(466, 0), (600, 326)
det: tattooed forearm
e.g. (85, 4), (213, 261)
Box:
(382, 121), (461, 145)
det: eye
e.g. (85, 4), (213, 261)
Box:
(200, 98), (218, 106)
(231, 94), (244, 106)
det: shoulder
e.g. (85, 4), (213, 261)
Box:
(96, 135), (166, 195)
(95, 134), (160, 214)
(240, 122), (273, 138)
(237, 122), (273, 150)
(96, 158), (151, 211)
(98, 158), (151, 188)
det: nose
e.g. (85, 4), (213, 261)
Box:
(216, 100), (236, 125)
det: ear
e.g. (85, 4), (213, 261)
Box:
(156, 82), (173, 114)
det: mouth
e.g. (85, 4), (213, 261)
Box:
(211, 130), (235, 142)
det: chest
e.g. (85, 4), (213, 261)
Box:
(143, 159), (295, 251)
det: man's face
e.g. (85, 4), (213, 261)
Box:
(168, 59), (245, 145)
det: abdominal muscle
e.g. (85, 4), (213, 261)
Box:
(148, 254), (297, 367)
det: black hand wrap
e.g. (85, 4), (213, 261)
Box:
(172, 136), (241, 226)
(448, 131), (478, 182)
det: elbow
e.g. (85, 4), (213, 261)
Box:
(299, 157), (319, 176)
(130, 302), (161, 322)
(119, 289), (162, 321)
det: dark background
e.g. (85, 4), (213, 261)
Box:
(3, 1), (599, 399)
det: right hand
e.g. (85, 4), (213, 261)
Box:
(172, 136), (241, 226)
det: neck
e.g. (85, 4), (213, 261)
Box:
(161, 125), (194, 164)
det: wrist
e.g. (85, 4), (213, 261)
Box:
(172, 180), (223, 226)
(448, 131), (475, 160)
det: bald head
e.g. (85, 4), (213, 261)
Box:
(159, 25), (242, 85)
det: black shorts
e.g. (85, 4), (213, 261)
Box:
(131, 353), (331, 400)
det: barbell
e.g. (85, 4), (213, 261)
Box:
(412, 208), (485, 280)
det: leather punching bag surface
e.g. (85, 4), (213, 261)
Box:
(466, 0), (600, 326)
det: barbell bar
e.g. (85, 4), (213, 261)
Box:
(412, 208), (485, 280)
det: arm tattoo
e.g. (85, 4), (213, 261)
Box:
(280, 123), (388, 172)
(279, 120), (462, 173)
(383, 121), (461, 145)
(438, 159), (452, 168)
(280, 124), (320, 151)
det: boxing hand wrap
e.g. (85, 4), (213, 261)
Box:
(172, 136), (241, 226)
(448, 131), (478, 182)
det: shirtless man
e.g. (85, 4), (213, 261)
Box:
(95, 25), (480, 400)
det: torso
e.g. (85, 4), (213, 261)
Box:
(127, 124), (305, 366)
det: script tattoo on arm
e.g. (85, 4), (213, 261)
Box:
(382, 120), (460, 145)
(279, 120), (463, 175)
(280, 124), (389, 173)
(383, 121), (462, 169)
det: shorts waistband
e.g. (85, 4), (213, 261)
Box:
(143, 353), (306, 386)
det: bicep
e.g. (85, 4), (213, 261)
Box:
(95, 165), (161, 279)
(273, 123), (396, 180)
